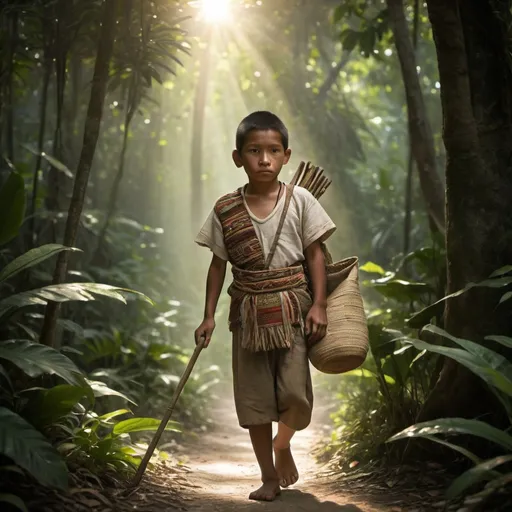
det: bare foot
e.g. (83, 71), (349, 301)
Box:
(249, 480), (281, 501)
(273, 439), (299, 488)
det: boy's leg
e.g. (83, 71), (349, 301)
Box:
(248, 424), (281, 501)
(232, 331), (281, 500)
(275, 329), (314, 487)
(274, 421), (298, 487)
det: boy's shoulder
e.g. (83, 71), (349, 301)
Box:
(291, 184), (313, 198)
(213, 187), (243, 216)
(290, 184), (316, 205)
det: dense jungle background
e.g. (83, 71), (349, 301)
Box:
(1, 0), (512, 511)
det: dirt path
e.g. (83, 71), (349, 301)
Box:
(28, 394), (435, 511)
(171, 398), (390, 512)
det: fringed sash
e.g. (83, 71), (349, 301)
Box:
(214, 185), (311, 352)
(229, 266), (311, 352)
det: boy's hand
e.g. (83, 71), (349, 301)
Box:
(194, 317), (215, 348)
(305, 302), (327, 346)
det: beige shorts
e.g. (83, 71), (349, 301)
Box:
(232, 328), (313, 431)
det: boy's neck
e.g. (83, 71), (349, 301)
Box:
(245, 179), (281, 196)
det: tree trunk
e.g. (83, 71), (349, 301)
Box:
(65, 51), (83, 169)
(29, 54), (52, 248)
(403, 149), (414, 257)
(419, 0), (512, 423)
(45, 1), (69, 239)
(387, 0), (445, 234)
(40, 0), (118, 348)
(403, 0), (419, 259)
(6, 11), (18, 163)
(0, 12), (5, 166)
(93, 99), (134, 263)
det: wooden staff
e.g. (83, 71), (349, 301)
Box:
(131, 336), (207, 487)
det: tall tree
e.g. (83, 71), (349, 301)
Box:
(40, 0), (118, 347)
(387, 0), (445, 235)
(29, 2), (53, 247)
(420, 0), (512, 421)
(4, 7), (19, 164)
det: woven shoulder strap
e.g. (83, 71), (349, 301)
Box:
(265, 183), (294, 269)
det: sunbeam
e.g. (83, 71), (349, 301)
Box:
(199, 0), (231, 24)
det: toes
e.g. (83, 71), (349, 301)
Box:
(280, 473), (298, 488)
(249, 485), (280, 501)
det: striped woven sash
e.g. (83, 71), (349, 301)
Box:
(229, 265), (311, 352)
(214, 185), (311, 352)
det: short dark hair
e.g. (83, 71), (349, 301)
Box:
(235, 111), (289, 152)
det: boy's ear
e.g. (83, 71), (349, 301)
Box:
(284, 148), (292, 164)
(232, 149), (243, 168)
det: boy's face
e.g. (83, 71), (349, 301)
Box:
(232, 129), (291, 183)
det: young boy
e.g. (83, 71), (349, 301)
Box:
(194, 111), (336, 502)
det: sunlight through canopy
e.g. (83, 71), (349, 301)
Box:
(200, 0), (231, 24)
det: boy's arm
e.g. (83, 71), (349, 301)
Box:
(195, 254), (227, 347)
(304, 240), (327, 344)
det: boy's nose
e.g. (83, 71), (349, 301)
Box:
(260, 152), (271, 165)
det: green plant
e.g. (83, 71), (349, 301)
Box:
(59, 407), (180, 475)
(0, 242), (179, 506)
(387, 266), (512, 506)
(0, 243), (152, 320)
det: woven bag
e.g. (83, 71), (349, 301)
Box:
(289, 161), (369, 375)
(308, 254), (369, 374)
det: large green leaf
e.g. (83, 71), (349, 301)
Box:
(360, 261), (386, 275)
(373, 279), (431, 303)
(387, 418), (512, 451)
(408, 277), (512, 328)
(113, 417), (181, 435)
(0, 282), (153, 321)
(0, 494), (28, 512)
(86, 379), (137, 405)
(368, 325), (403, 358)
(0, 171), (26, 246)
(0, 340), (85, 387)
(447, 455), (512, 499)
(486, 335), (512, 350)
(22, 145), (73, 178)
(97, 409), (131, 423)
(0, 407), (68, 489)
(418, 435), (481, 465)
(0, 244), (81, 283)
(499, 291), (512, 305)
(25, 385), (89, 429)
(490, 266), (512, 278)
(402, 337), (512, 399)
(423, 325), (512, 383)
